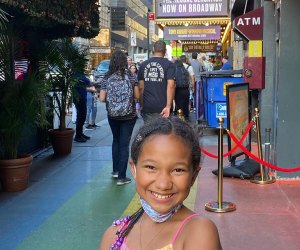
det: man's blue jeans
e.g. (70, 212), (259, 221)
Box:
(108, 116), (137, 179)
(86, 96), (97, 124)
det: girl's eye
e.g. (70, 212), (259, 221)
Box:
(145, 165), (156, 170)
(173, 168), (186, 173)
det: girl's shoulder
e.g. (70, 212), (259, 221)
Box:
(178, 216), (222, 249)
(172, 213), (213, 234)
(99, 225), (116, 250)
(184, 215), (218, 230)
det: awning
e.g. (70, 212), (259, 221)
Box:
(231, 0), (254, 21)
(232, 7), (264, 41)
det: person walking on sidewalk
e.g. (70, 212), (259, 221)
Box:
(174, 55), (195, 120)
(100, 116), (222, 250)
(137, 40), (175, 123)
(73, 73), (91, 143)
(85, 84), (100, 130)
(100, 50), (140, 186)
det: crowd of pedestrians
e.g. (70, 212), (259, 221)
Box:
(71, 40), (232, 175)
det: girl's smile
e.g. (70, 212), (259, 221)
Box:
(150, 191), (174, 202)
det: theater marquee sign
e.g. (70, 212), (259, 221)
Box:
(156, 0), (228, 18)
(182, 43), (216, 53)
(164, 26), (220, 40)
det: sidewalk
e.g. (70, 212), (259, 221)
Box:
(0, 110), (300, 250)
(197, 145), (300, 250)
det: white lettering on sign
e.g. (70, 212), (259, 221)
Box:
(178, 4), (187, 12)
(237, 17), (261, 26)
(157, 0), (227, 17)
(162, 3), (223, 13)
(162, 4), (177, 13)
(188, 3), (222, 12)
(216, 103), (227, 118)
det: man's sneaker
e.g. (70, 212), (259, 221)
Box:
(74, 136), (87, 143)
(116, 177), (131, 186)
(111, 172), (118, 179)
(91, 124), (100, 128)
(85, 124), (95, 130)
(82, 134), (91, 140)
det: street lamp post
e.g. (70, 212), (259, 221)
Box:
(147, 11), (150, 58)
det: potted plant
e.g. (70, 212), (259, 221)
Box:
(44, 38), (88, 155)
(0, 10), (47, 191)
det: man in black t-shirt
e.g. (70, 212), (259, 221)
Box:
(137, 40), (175, 123)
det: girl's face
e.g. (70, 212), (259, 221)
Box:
(130, 66), (136, 73)
(130, 134), (200, 214)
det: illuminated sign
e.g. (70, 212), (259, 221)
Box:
(182, 43), (216, 52)
(164, 26), (221, 40)
(156, 0), (228, 18)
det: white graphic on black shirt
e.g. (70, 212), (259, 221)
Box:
(144, 62), (164, 82)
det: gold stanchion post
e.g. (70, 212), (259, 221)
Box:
(205, 118), (236, 213)
(177, 109), (185, 121)
(251, 108), (276, 184)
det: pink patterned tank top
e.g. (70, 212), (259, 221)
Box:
(120, 213), (198, 250)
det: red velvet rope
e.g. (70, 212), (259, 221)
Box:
(229, 131), (300, 173)
(200, 120), (254, 159)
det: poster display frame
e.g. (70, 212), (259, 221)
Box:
(226, 83), (251, 161)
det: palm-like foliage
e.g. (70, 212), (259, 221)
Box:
(0, 8), (11, 83)
(0, 9), (47, 160)
(44, 39), (88, 130)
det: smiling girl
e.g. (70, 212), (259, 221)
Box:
(100, 117), (222, 250)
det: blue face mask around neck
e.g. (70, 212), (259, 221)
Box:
(139, 197), (182, 223)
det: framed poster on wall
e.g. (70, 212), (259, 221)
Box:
(226, 83), (251, 161)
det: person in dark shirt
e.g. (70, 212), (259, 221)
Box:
(73, 73), (91, 142)
(137, 40), (175, 123)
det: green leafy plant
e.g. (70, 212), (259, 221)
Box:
(0, 1), (99, 39)
(44, 38), (88, 130)
(0, 9), (47, 160)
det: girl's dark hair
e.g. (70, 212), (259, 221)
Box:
(106, 50), (127, 78)
(131, 116), (201, 171)
(117, 208), (144, 241)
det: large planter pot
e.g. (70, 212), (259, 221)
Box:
(0, 154), (33, 192)
(48, 128), (75, 155)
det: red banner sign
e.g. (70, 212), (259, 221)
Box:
(233, 7), (263, 41)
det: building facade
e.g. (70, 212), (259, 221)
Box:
(231, 0), (300, 178)
(89, 0), (156, 67)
